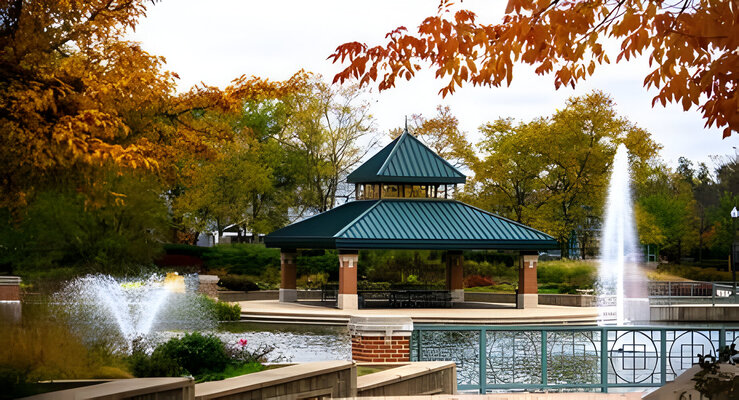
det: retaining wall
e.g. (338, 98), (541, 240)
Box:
(356, 362), (456, 397)
(218, 289), (323, 302)
(464, 292), (595, 307)
(651, 304), (739, 322)
(194, 361), (355, 400)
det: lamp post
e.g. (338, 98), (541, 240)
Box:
(732, 206), (738, 299)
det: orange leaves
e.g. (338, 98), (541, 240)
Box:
(329, 0), (739, 137)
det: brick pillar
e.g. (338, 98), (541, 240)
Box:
(197, 275), (219, 299)
(280, 250), (297, 302)
(517, 252), (538, 308)
(446, 251), (464, 303)
(338, 250), (358, 310)
(349, 316), (413, 362)
(0, 276), (21, 323)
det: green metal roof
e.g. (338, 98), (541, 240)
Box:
(265, 199), (557, 250)
(347, 130), (466, 184)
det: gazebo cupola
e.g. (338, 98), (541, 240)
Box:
(265, 128), (557, 310)
(347, 129), (466, 200)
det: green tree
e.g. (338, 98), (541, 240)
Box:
(462, 91), (660, 257)
(0, 169), (169, 274)
(174, 136), (271, 239)
(279, 76), (377, 213)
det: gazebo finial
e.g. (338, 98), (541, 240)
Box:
(404, 115), (408, 132)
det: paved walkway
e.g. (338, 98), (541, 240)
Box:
(238, 300), (601, 325)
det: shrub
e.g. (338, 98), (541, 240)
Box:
(464, 275), (495, 288)
(297, 250), (338, 277)
(296, 273), (328, 289)
(464, 260), (517, 283)
(213, 301), (241, 321)
(163, 244), (208, 258)
(537, 260), (596, 289)
(144, 333), (230, 377)
(197, 295), (241, 321)
(218, 275), (259, 292)
(203, 244), (280, 275)
(357, 281), (391, 291)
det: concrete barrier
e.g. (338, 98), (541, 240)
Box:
(218, 289), (323, 302)
(194, 361), (355, 400)
(356, 361), (456, 396)
(464, 292), (595, 307)
(651, 304), (739, 322)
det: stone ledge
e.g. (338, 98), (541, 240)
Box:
(194, 360), (353, 399)
(356, 361), (456, 391)
(348, 315), (414, 337)
(20, 377), (193, 400)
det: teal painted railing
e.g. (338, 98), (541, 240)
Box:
(410, 325), (739, 393)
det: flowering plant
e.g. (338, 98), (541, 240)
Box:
(228, 338), (274, 364)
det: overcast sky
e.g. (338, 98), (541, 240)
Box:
(129, 0), (736, 169)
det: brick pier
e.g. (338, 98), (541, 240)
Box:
(348, 316), (413, 363)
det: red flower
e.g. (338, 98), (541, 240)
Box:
(239, 338), (248, 347)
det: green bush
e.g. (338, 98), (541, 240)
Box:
(357, 281), (391, 291)
(296, 273), (328, 289)
(464, 251), (516, 267)
(219, 274), (259, 292)
(213, 301), (241, 321)
(297, 250), (338, 278)
(197, 295), (241, 321)
(131, 333), (231, 377)
(463, 260), (517, 283)
(163, 244), (208, 258)
(537, 260), (596, 289)
(202, 244), (280, 275)
(196, 362), (264, 382)
(656, 264), (732, 282)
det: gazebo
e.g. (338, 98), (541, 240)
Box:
(264, 129), (557, 309)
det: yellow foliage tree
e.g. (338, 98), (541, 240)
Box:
(330, 0), (738, 138)
(0, 0), (304, 207)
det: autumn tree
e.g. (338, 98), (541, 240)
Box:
(330, 0), (739, 138)
(0, 0), (303, 208)
(279, 76), (377, 213)
(389, 105), (473, 168)
(461, 91), (661, 257)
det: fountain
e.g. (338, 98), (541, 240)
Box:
(597, 144), (649, 324)
(54, 273), (214, 351)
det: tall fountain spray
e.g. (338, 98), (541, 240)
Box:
(597, 144), (649, 325)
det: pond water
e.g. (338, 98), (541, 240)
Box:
(158, 322), (351, 363)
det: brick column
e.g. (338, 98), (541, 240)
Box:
(349, 316), (413, 362)
(280, 250), (297, 302)
(338, 250), (358, 310)
(197, 275), (219, 299)
(0, 276), (21, 323)
(446, 251), (464, 303)
(517, 251), (538, 308)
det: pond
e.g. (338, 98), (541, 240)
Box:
(157, 322), (351, 363)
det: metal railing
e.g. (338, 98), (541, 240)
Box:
(411, 325), (739, 393)
(648, 281), (737, 306)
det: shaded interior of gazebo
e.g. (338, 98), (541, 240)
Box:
(265, 130), (557, 309)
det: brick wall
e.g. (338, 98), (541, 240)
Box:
(351, 335), (410, 362)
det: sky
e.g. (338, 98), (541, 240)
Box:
(128, 0), (736, 169)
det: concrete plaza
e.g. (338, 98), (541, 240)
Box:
(238, 300), (601, 325)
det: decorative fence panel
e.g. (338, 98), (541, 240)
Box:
(411, 325), (739, 393)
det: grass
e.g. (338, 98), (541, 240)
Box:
(357, 366), (387, 376)
(464, 283), (516, 293)
(196, 362), (265, 382)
